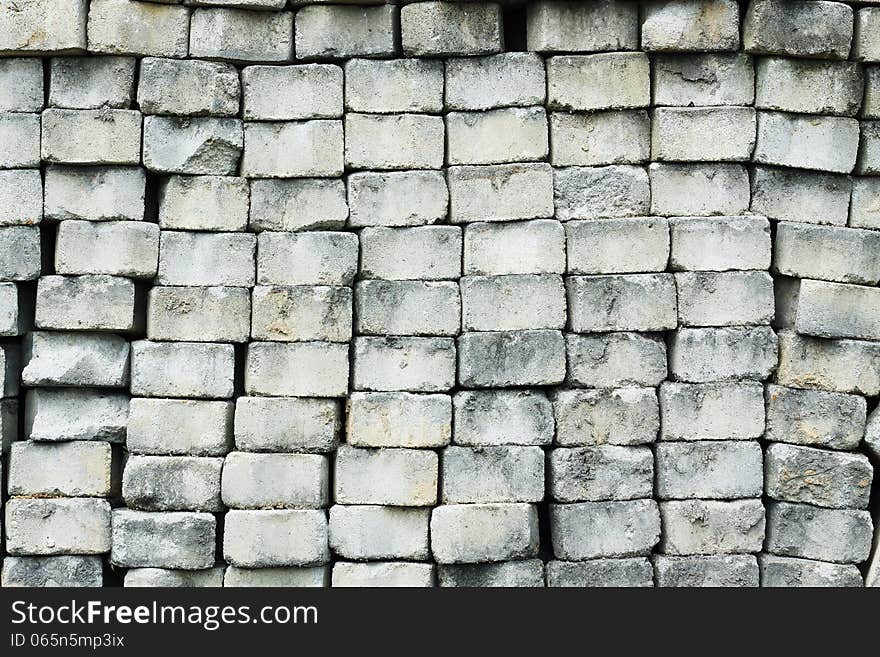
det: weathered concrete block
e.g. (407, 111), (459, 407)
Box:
(1, 342), (19, 396)
(668, 327), (778, 383)
(656, 441), (764, 500)
(158, 175), (248, 231)
(131, 341), (234, 399)
(50, 56), (135, 109)
(0, 58), (43, 111)
(649, 163), (750, 216)
(659, 382), (765, 441)
(88, 0), (189, 57)
(251, 178), (347, 232)
(743, 0), (853, 59)
(44, 165), (145, 222)
(461, 275), (564, 331)
(257, 231), (357, 286)
(791, 279), (880, 341)
(138, 57), (240, 116)
(449, 164), (554, 223)
(431, 503), (539, 564)
(459, 330), (565, 388)
(754, 112), (859, 174)
(252, 285), (351, 343)
(566, 333), (667, 388)
(0, 113), (39, 168)
(25, 389), (128, 443)
(345, 58), (441, 114)
(35, 275), (136, 332)
(22, 331), (129, 388)
(765, 502), (872, 564)
(0, 0), (87, 54)
(856, 7), (880, 61)
(356, 280), (459, 336)
(41, 108), (141, 165)
(123, 456), (223, 512)
(401, 1), (501, 56)
(345, 113), (443, 171)
(670, 216), (771, 272)
(224, 566), (329, 588)
(143, 116), (243, 175)
(464, 220), (564, 276)
(866, 408), (880, 464)
(550, 110), (649, 167)
(659, 500), (766, 555)
(548, 53), (649, 111)
(128, 398), (233, 456)
(546, 558), (653, 587)
(863, 66), (880, 119)
(243, 64), (341, 120)
(6, 498), (111, 556)
(332, 562), (433, 588)
(0, 283), (30, 337)
(9, 441), (114, 497)
(652, 106), (756, 162)
(756, 58), (862, 117)
(555, 165), (650, 221)
(222, 452), (328, 509)
(652, 54), (754, 107)
(751, 166), (850, 226)
(347, 172), (445, 228)
(445, 52), (545, 110)
(777, 331), (880, 396)
(758, 554), (863, 587)
(235, 397), (340, 453)
(223, 510), (329, 567)
(242, 120), (343, 177)
(850, 176), (880, 230)
(0, 169), (42, 226)
(773, 223), (880, 285)
(856, 121), (880, 174)
(334, 444), (437, 506)
(567, 274), (677, 332)
(765, 443), (872, 509)
(190, 7), (292, 62)
(654, 555), (758, 587)
(0, 226), (40, 281)
(765, 385), (865, 453)
(526, 0), (637, 52)
(1, 556), (103, 588)
(642, 0), (740, 52)
(550, 500), (660, 559)
(346, 392), (450, 449)
(245, 342), (349, 397)
(1, 398), (17, 451)
(549, 446), (653, 502)
(439, 560), (544, 588)
(353, 336), (455, 392)
(124, 568), (224, 589)
(447, 107), (548, 166)
(442, 446), (544, 504)
(296, 4), (397, 59)
(329, 505), (429, 560)
(554, 387), (659, 447)
(360, 226), (459, 280)
(566, 218), (668, 275)
(55, 220), (159, 279)
(148, 286), (251, 343)
(112, 510), (216, 569)
(676, 271), (774, 327)
(158, 231), (254, 287)
(454, 390), (553, 447)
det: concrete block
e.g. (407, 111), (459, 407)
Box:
(464, 220), (564, 276)
(453, 390), (554, 447)
(659, 381), (766, 441)
(656, 441), (764, 500)
(296, 4), (397, 59)
(138, 57), (240, 116)
(447, 107), (548, 166)
(353, 336), (455, 392)
(668, 327), (778, 383)
(773, 223), (880, 285)
(44, 165), (145, 222)
(131, 340), (235, 399)
(756, 58), (863, 117)
(6, 498), (111, 556)
(8, 441), (114, 497)
(0, 169), (42, 226)
(0, 113), (39, 167)
(445, 52), (545, 110)
(652, 54), (754, 106)
(124, 568), (224, 588)
(88, 0), (189, 57)
(547, 53), (650, 111)
(791, 279), (880, 341)
(257, 231), (357, 286)
(642, 0), (740, 52)
(190, 7), (293, 62)
(850, 176), (880, 229)
(439, 560), (544, 588)
(546, 558), (653, 587)
(0, 58), (43, 111)
(347, 171), (446, 228)
(55, 220), (159, 279)
(123, 456), (224, 512)
(128, 398), (233, 456)
(758, 554), (863, 587)
(458, 330), (565, 388)
(159, 175), (248, 232)
(669, 216), (771, 271)
(461, 275), (564, 331)
(224, 566), (329, 588)
(346, 392), (450, 449)
(250, 178), (347, 232)
(244, 64), (341, 120)
(345, 58), (441, 113)
(244, 342), (349, 397)
(777, 331), (880, 396)
(431, 503), (539, 564)
(355, 280), (459, 336)
(0, 556), (103, 588)
(566, 274), (677, 332)
(50, 56), (135, 109)
(0, 0), (87, 54)
(224, 509), (329, 567)
(234, 397), (341, 453)
(566, 332), (667, 388)
(143, 116), (243, 175)
(743, 0), (853, 59)
(649, 163), (750, 216)
(21, 331), (129, 388)
(345, 113), (443, 171)
(765, 502), (872, 564)
(675, 271), (774, 327)
(25, 389), (128, 443)
(360, 226), (460, 280)
(449, 164), (554, 223)
(0, 227), (40, 281)
(751, 166), (851, 226)
(242, 120), (343, 177)
(0, 283), (30, 337)
(654, 555), (758, 587)
(334, 444), (438, 506)
(550, 110), (649, 167)
(754, 111), (859, 174)
(857, 121), (880, 174)
(554, 165), (650, 221)
(329, 505), (429, 560)
(566, 218), (669, 275)
(548, 446), (653, 502)
(35, 275), (136, 332)
(158, 231), (254, 287)
(659, 499), (766, 555)
(111, 510), (216, 569)
(442, 446), (544, 504)
(856, 7), (880, 61)
(41, 108), (141, 165)
(550, 500), (660, 559)
(651, 106), (756, 162)
(332, 562), (433, 588)
(401, 1), (501, 56)
(765, 443), (872, 509)
(553, 387), (659, 447)
(222, 452), (329, 509)
(252, 285), (351, 342)
(526, 0), (638, 52)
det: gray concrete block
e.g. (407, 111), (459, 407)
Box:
(245, 341), (349, 397)
(765, 443), (872, 509)
(431, 503), (539, 564)
(334, 445), (438, 506)
(654, 554), (758, 587)
(668, 327), (778, 383)
(111, 510), (216, 569)
(550, 500), (660, 559)
(546, 558), (653, 587)
(659, 499), (766, 555)
(223, 509), (329, 567)
(459, 330), (565, 388)
(346, 392), (451, 449)
(659, 381), (765, 441)
(123, 456), (224, 512)
(765, 502), (872, 564)
(549, 446), (653, 502)
(25, 389), (128, 443)
(566, 332), (667, 388)
(221, 452), (329, 510)
(453, 390), (553, 447)
(128, 398), (233, 456)
(235, 397), (340, 453)
(329, 505), (430, 561)
(6, 498), (111, 556)
(656, 441), (764, 500)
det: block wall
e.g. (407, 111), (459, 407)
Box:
(1, 0), (879, 588)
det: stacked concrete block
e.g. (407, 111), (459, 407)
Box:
(3, 0), (880, 588)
